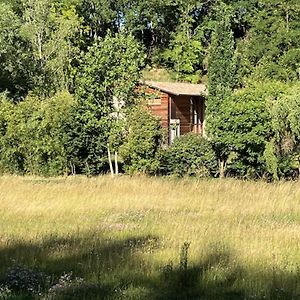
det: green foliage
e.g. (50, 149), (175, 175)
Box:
(120, 0), (181, 53)
(71, 32), (145, 175)
(161, 4), (204, 83)
(161, 134), (217, 177)
(263, 140), (279, 180)
(277, 154), (299, 179)
(0, 0), (80, 97)
(0, 2), (28, 98)
(221, 82), (284, 178)
(238, 0), (300, 82)
(0, 91), (75, 176)
(270, 83), (300, 178)
(78, 0), (120, 44)
(271, 84), (300, 150)
(0, 2), (19, 57)
(162, 29), (203, 83)
(4, 0), (300, 96)
(20, 0), (81, 96)
(207, 3), (236, 101)
(62, 104), (111, 175)
(2, 0), (300, 179)
(212, 80), (300, 179)
(120, 106), (162, 175)
(76, 32), (144, 114)
(206, 2), (237, 177)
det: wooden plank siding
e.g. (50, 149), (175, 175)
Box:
(145, 87), (170, 130)
(143, 84), (206, 143)
(171, 95), (192, 135)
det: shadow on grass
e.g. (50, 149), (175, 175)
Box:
(150, 246), (300, 300)
(0, 234), (299, 299)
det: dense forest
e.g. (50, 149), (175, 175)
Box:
(1, 0), (300, 179)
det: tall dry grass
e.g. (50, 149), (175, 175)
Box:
(0, 175), (299, 299)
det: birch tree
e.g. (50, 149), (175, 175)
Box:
(20, 0), (81, 96)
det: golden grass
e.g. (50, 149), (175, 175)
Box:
(0, 175), (299, 299)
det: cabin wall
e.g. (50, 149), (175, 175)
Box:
(170, 95), (192, 135)
(145, 87), (169, 130)
(144, 86), (206, 143)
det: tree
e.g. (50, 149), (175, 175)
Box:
(20, 0), (81, 96)
(219, 82), (282, 178)
(263, 140), (279, 181)
(271, 83), (300, 178)
(0, 0), (81, 98)
(120, 0), (180, 54)
(0, 2), (30, 97)
(70, 32), (145, 175)
(207, 2), (236, 177)
(78, 0), (121, 45)
(238, 0), (300, 82)
(161, 2), (204, 82)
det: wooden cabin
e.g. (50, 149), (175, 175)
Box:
(142, 81), (208, 144)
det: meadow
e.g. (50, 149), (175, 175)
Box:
(0, 175), (299, 299)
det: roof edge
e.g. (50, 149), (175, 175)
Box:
(140, 80), (208, 97)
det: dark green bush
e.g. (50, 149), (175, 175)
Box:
(62, 103), (111, 176)
(161, 134), (218, 177)
(277, 154), (299, 180)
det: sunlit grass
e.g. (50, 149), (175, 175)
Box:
(0, 175), (299, 299)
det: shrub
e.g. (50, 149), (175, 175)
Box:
(0, 91), (75, 176)
(62, 104), (111, 175)
(161, 134), (218, 177)
(120, 106), (163, 175)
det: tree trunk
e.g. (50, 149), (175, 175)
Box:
(107, 144), (114, 177)
(298, 157), (300, 181)
(219, 159), (226, 178)
(70, 162), (76, 176)
(115, 151), (119, 176)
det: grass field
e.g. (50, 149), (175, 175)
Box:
(0, 176), (299, 299)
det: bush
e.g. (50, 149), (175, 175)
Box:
(0, 91), (75, 176)
(120, 106), (163, 175)
(161, 134), (218, 177)
(62, 103), (111, 175)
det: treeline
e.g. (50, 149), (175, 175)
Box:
(0, 0), (300, 179)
